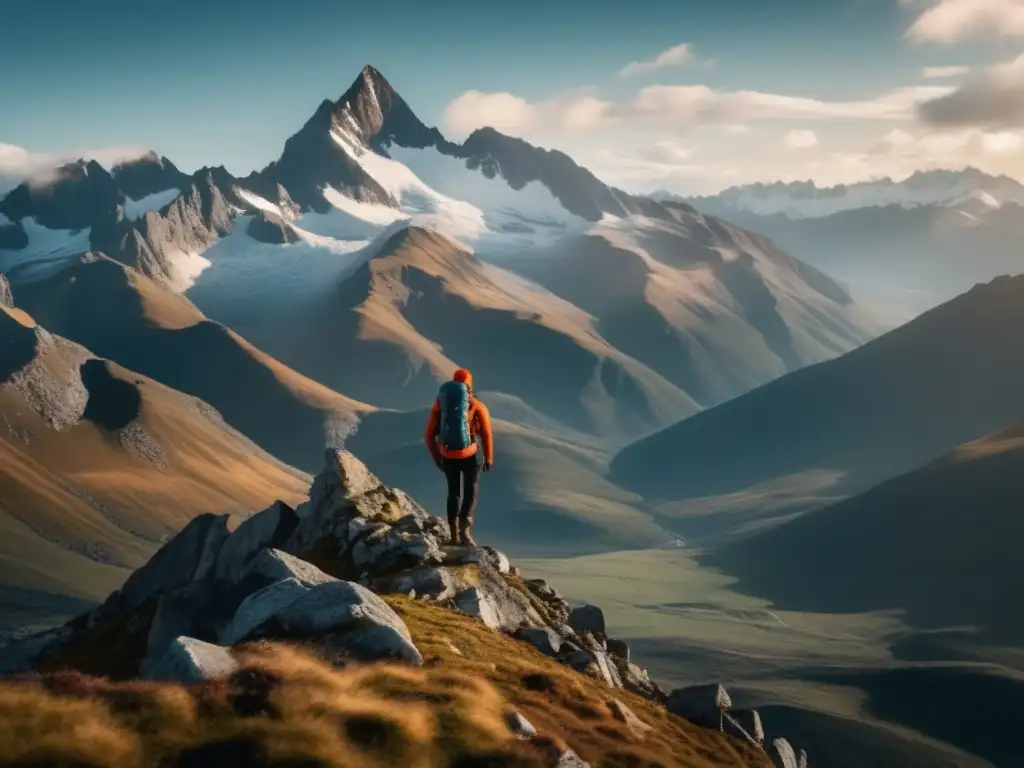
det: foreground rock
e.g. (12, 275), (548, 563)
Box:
(140, 636), (238, 683)
(0, 447), (806, 764)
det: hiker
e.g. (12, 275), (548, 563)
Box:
(424, 368), (494, 546)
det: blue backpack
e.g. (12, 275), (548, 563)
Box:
(438, 380), (473, 451)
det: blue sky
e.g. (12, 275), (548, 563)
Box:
(1, 0), (1021, 193)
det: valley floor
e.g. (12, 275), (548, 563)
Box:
(520, 549), (1024, 768)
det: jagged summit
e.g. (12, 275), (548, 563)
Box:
(333, 64), (445, 151)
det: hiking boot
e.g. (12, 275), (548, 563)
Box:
(447, 513), (459, 544)
(459, 520), (476, 547)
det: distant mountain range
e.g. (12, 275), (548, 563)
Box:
(665, 169), (1024, 220)
(661, 171), (1024, 321)
(0, 65), (876, 445)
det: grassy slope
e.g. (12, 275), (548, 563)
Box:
(0, 305), (311, 610)
(13, 253), (372, 472)
(2, 596), (769, 768)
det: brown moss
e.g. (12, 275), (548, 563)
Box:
(385, 596), (771, 768)
(3, 598), (769, 768)
(0, 642), (553, 768)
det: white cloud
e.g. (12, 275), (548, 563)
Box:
(921, 65), (970, 78)
(636, 140), (695, 166)
(618, 43), (695, 78)
(784, 129), (820, 149)
(443, 84), (954, 138)
(0, 142), (152, 194)
(903, 0), (1024, 43)
(442, 91), (613, 137)
(918, 53), (1024, 127)
(723, 124), (751, 136)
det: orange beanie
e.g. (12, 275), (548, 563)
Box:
(453, 368), (473, 389)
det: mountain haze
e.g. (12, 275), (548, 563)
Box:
(706, 418), (1024, 644)
(612, 274), (1024, 502)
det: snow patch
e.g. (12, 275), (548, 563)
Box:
(187, 217), (384, 348)
(324, 133), (590, 252)
(387, 144), (591, 245)
(320, 187), (409, 235)
(331, 130), (487, 241)
(123, 188), (181, 220)
(165, 250), (212, 293)
(236, 188), (282, 216)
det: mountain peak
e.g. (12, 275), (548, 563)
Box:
(360, 64), (388, 84)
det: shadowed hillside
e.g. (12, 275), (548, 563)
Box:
(705, 419), (1024, 644)
(11, 253), (371, 471)
(0, 302), (310, 617)
(346, 406), (670, 556)
(612, 275), (1024, 502)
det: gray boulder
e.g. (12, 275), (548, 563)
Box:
(109, 514), (230, 613)
(350, 526), (443, 575)
(568, 605), (606, 637)
(286, 450), (425, 556)
(455, 587), (501, 630)
(239, 548), (336, 589)
(525, 578), (562, 602)
(221, 577), (313, 645)
(771, 737), (799, 768)
(140, 636), (238, 683)
(481, 546), (511, 575)
(607, 638), (630, 663)
(667, 684), (732, 730)
(565, 649), (623, 689)
(146, 581), (217, 657)
(265, 580), (421, 664)
(214, 501), (299, 581)
(385, 566), (456, 602)
(615, 658), (662, 700)
(515, 626), (562, 657)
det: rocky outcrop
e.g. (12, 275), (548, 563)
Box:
(0, 275), (13, 308)
(140, 635), (238, 683)
(0, 446), (807, 766)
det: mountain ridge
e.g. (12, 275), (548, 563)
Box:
(611, 273), (1024, 502)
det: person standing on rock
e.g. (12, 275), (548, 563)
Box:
(424, 368), (494, 546)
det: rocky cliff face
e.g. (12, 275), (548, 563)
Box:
(0, 448), (808, 767)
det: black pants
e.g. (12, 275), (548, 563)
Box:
(442, 456), (481, 535)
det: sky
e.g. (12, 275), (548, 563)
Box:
(1, 0), (1023, 195)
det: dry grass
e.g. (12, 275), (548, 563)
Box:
(385, 596), (770, 768)
(0, 642), (553, 768)
(8, 597), (770, 768)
